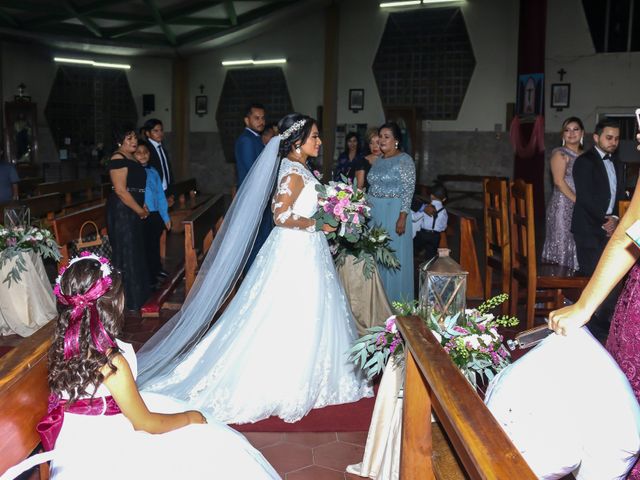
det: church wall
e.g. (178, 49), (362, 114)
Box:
(186, 7), (326, 193)
(545, 0), (640, 134)
(0, 41), (173, 170)
(186, 0), (520, 196)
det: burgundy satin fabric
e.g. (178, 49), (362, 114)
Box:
(37, 394), (122, 451)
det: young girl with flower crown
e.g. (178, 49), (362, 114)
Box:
(1, 253), (279, 480)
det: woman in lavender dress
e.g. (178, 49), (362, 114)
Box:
(541, 117), (585, 271)
(367, 122), (416, 303)
(550, 132), (640, 479)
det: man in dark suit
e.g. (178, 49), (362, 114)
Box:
(571, 119), (624, 340)
(234, 103), (271, 270)
(144, 118), (174, 197)
(235, 103), (266, 186)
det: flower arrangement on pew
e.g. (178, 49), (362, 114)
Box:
(348, 294), (519, 389)
(0, 224), (61, 286)
(314, 176), (399, 279)
(331, 225), (400, 280)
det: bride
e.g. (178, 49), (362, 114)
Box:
(137, 113), (372, 424)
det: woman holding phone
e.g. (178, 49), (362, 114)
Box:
(550, 122), (640, 479)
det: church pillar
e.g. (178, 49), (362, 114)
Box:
(172, 56), (189, 180)
(321, 1), (339, 180)
(513, 0), (547, 218)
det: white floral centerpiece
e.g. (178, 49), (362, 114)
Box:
(349, 294), (518, 390)
(0, 225), (61, 286)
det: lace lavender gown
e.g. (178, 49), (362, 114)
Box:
(607, 263), (640, 479)
(542, 147), (579, 271)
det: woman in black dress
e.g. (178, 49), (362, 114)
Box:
(107, 126), (150, 311)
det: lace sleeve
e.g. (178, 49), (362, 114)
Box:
(271, 173), (316, 232)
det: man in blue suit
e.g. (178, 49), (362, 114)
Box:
(235, 103), (272, 270)
(235, 103), (266, 186)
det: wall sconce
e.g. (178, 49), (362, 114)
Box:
(195, 84), (207, 117)
(15, 83), (30, 102)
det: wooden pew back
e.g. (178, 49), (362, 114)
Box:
(16, 177), (44, 198)
(397, 316), (536, 479)
(172, 178), (197, 206)
(36, 179), (94, 205)
(444, 208), (483, 300)
(0, 322), (54, 478)
(183, 194), (227, 294)
(52, 204), (107, 267)
(1, 193), (64, 225)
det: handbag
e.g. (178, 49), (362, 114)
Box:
(70, 221), (112, 259)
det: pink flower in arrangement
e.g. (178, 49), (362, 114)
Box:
(352, 214), (360, 225)
(333, 204), (344, 217)
(390, 337), (402, 354)
(80, 251), (92, 257)
(375, 333), (387, 347)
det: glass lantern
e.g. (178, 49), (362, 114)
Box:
(4, 205), (30, 229)
(418, 248), (468, 326)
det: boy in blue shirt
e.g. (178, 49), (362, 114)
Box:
(134, 140), (171, 289)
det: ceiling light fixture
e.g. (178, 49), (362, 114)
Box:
(380, 1), (421, 7)
(53, 57), (131, 70)
(380, 0), (463, 7)
(221, 58), (287, 66)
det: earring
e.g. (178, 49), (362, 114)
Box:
(117, 143), (122, 147)
(562, 138), (566, 147)
(395, 142), (399, 149)
(580, 135), (584, 147)
(295, 146), (301, 154)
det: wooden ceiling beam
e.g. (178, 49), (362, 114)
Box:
(64, 1), (103, 38)
(223, 1), (237, 26)
(143, 0), (176, 46)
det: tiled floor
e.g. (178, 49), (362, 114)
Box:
(244, 431), (369, 479)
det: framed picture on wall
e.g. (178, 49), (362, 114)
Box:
(349, 89), (364, 112)
(550, 83), (570, 109)
(195, 95), (208, 116)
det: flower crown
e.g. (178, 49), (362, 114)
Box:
(280, 119), (307, 140)
(54, 252), (116, 360)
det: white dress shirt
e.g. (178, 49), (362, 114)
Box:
(148, 138), (170, 191)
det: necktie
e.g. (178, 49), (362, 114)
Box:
(157, 145), (170, 188)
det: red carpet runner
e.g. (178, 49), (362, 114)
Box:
(232, 387), (378, 433)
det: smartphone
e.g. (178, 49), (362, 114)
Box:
(627, 219), (640, 249)
(515, 324), (554, 349)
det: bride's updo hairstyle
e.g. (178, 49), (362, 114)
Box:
(278, 113), (317, 157)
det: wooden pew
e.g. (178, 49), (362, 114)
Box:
(441, 208), (483, 300)
(16, 176), (44, 198)
(0, 321), (54, 479)
(52, 203), (107, 267)
(36, 178), (94, 205)
(0, 193), (64, 226)
(169, 178), (213, 233)
(436, 174), (487, 208)
(397, 315), (536, 479)
(183, 194), (227, 295)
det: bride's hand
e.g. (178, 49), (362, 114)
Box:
(185, 410), (208, 425)
(548, 303), (591, 335)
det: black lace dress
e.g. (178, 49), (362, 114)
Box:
(107, 157), (150, 310)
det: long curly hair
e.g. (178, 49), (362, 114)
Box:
(48, 259), (124, 404)
(277, 113), (317, 158)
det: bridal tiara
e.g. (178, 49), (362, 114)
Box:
(280, 119), (307, 140)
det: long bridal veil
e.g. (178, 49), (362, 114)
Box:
(136, 136), (282, 385)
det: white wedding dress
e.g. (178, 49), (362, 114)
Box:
(141, 159), (372, 424)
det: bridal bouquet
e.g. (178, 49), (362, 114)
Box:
(313, 176), (370, 243)
(0, 225), (61, 286)
(332, 225), (400, 280)
(349, 294), (519, 389)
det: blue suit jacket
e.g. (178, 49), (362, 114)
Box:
(235, 128), (265, 186)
